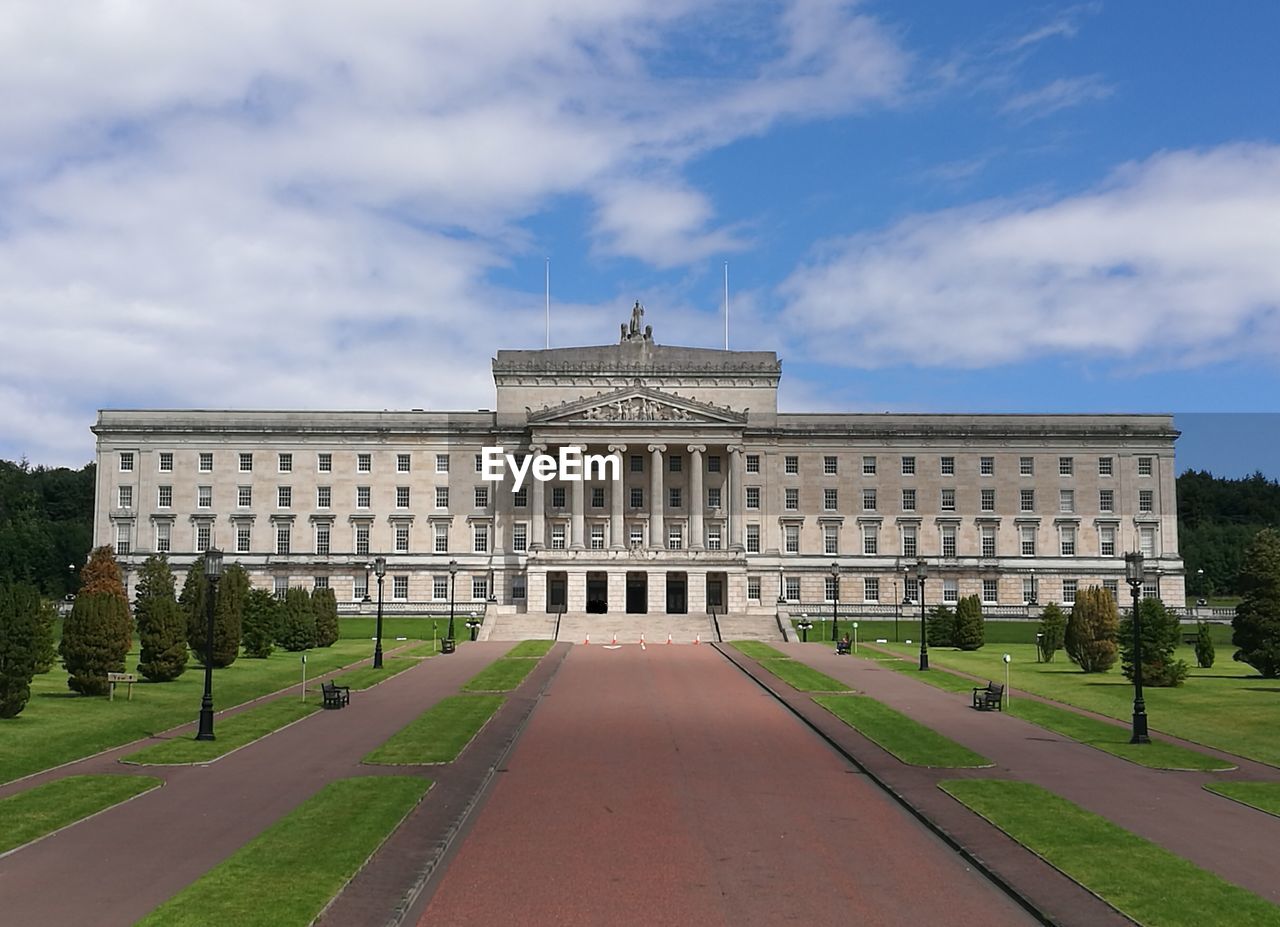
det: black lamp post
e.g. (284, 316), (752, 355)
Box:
(195, 548), (223, 741)
(916, 559), (929, 671)
(899, 566), (909, 643)
(797, 616), (813, 642)
(373, 556), (387, 669)
(446, 559), (459, 649)
(1125, 551), (1150, 744)
(1028, 567), (1038, 607)
(830, 562), (840, 641)
(362, 562), (372, 604)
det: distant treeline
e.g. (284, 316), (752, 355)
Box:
(0, 459), (95, 597)
(1179, 469), (1280, 596)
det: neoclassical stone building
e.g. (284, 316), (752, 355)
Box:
(92, 308), (1184, 634)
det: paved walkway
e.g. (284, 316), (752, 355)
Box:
(0, 642), (515, 926)
(417, 645), (1036, 927)
(763, 642), (1280, 905)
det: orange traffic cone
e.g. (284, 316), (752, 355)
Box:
(666, 633), (672, 644)
(612, 632), (617, 645)
(583, 633), (590, 645)
(694, 634), (701, 645)
(640, 632), (646, 646)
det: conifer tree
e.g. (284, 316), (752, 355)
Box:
(242, 587), (280, 658)
(33, 598), (58, 674)
(209, 564), (248, 667)
(1037, 602), (1067, 662)
(180, 559), (207, 657)
(134, 555), (187, 682)
(277, 586), (316, 652)
(60, 593), (130, 695)
(1120, 596), (1188, 687)
(926, 604), (954, 647)
(1064, 585), (1119, 673)
(313, 586), (339, 648)
(0, 582), (41, 717)
(79, 545), (133, 654)
(1232, 528), (1280, 677)
(952, 594), (985, 651)
(1194, 622), (1215, 669)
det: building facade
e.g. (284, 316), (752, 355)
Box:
(92, 308), (1185, 624)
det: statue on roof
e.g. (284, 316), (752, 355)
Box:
(620, 300), (652, 343)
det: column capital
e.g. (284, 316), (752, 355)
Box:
(530, 443), (548, 454)
(607, 444), (628, 454)
(727, 444), (745, 455)
(686, 444), (707, 455)
(647, 443), (667, 454)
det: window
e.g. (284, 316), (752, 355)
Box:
(1060, 525), (1077, 556)
(514, 487), (527, 507)
(863, 525), (878, 556)
(1104, 579), (1119, 601)
(590, 524), (605, 550)
(940, 488), (956, 511)
(1139, 490), (1154, 513)
(940, 456), (955, 476)
(472, 576), (489, 600)
(707, 526), (722, 550)
(397, 453), (411, 472)
(1020, 456), (1034, 476)
(432, 523), (447, 553)
(158, 485), (172, 508)
(513, 577), (526, 600)
(1098, 456), (1113, 477)
(436, 453), (449, 473)
(784, 488), (798, 510)
(631, 454), (643, 472)
(276, 525), (290, 555)
(356, 486), (370, 508)
(980, 456), (994, 476)
(902, 525), (917, 557)
(393, 576), (408, 599)
(313, 576), (329, 590)
(785, 577), (800, 602)
(114, 523), (131, 556)
(1100, 525), (1116, 557)
(277, 453), (291, 473)
(823, 488), (837, 511)
(513, 522), (528, 552)
(159, 452), (173, 472)
(862, 455), (876, 475)
(746, 454), (760, 473)
(475, 486), (488, 509)
(318, 453), (331, 472)
(708, 487), (721, 509)
(901, 488), (916, 512)
(748, 577), (761, 601)
(155, 522), (171, 553)
(1138, 456), (1153, 477)
(1020, 525), (1036, 556)
(941, 524), (957, 557)
(236, 524), (250, 554)
(630, 487), (644, 508)
(1022, 577), (1036, 604)
(1059, 489), (1074, 514)
(864, 578), (880, 602)
(863, 488), (877, 511)
(982, 579), (998, 604)
(1059, 456), (1074, 477)
(551, 486), (566, 508)
(1099, 489), (1114, 513)
(824, 524), (839, 555)
(784, 455), (798, 475)
(981, 525), (996, 558)
(668, 488), (681, 509)
(629, 524), (644, 546)
(905, 577), (919, 602)
(356, 525), (371, 556)
(551, 524), (566, 550)
(746, 524), (760, 553)
(473, 523), (489, 553)
(195, 523), (210, 552)
(667, 526), (683, 550)
(426, 576), (446, 601)
(825, 576), (839, 602)
(198, 486), (212, 508)
(317, 486), (331, 508)
(317, 524), (331, 555)
(119, 451), (134, 472)
(824, 456), (838, 475)
(1139, 526), (1156, 557)
(238, 486), (252, 507)
(1020, 489), (1035, 513)
(436, 487), (449, 509)
(784, 524), (799, 553)
(199, 452), (213, 472)
(669, 455), (682, 472)
(118, 485), (133, 508)
(274, 577), (288, 600)
(1062, 579), (1078, 604)
(592, 487), (605, 508)
(394, 524), (409, 553)
(475, 453), (484, 473)
(901, 455), (916, 476)
(708, 455), (721, 472)
(1142, 581), (1158, 600)
(746, 487), (760, 509)
(980, 488), (995, 512)
(942, 579), (958, 603)
(278, 486), (291, 508)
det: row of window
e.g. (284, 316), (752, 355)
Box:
(774, 575), (1156, 605)
(764, 486), (1155, 514)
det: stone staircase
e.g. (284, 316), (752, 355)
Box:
(716, 612), (788, 641)
(485, 611), (786, 643)
(483, 612), (560, 641)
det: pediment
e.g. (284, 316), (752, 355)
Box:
(528, 385), (746, 425)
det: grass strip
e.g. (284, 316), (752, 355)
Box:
(1008, 699), (1233, 771)
(462, 659), (539, 692)
(1205, 782), (1280, 817)
(401, 639), (446, 657)
(505, 640), (555, 658)
(364, 695), (504, 765)
(729, 640), (789, 661)
(0, 774), (162, 855)
(815, 695), (991, 767)
(759, 658), (851, 692)
(861, 650), (977, 693)
(122, 699), (320, 765)
(330, 656), (417, 691)
(136, 776), (428, 927)
(941, 780), (1280, 927)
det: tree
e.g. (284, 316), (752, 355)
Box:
(1232, 528), (1280, 677)
(313, 587), (339, 648)
(1065, 586), (1119, 673)
(1120, 596), (1188, 687)
(60, 593), (131, 695)
(242, 588), (280, 658)
(1037, 602), (1067, 662)
(209, 564), (248, 667)
(1195, 622), (1216, 669)
(79, 545), (132, 655)
(134, 555), (187, 682)
(952, 595), (985, 651)
(0, 582), (41, 717)
(33, 598), (58, 673)
(277, 587), (316, 652)
(926, 604), (954, 647)
(180, 559), (207, 657)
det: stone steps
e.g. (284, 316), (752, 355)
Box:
(485, 611), (787, 643)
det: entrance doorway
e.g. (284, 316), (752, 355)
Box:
(666, 572), (687, 615)
(707, 572), (725, 611)
(626, 572), (648, 614)
(586, 572), (608, 613)
(546, 572), (567, 613)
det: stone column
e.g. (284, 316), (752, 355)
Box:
(688, 444), (706, 550)
(728, 445), (745, 550)
(570, 444), (585, 549)
(608, 444), (627, 549)
(529, 443), (547, 550)
(648, 443), (666, 549)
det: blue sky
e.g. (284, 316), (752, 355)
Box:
(1, 2), (1278, 476)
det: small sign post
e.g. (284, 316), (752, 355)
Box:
(852, 621), (860, 654)
(1003, 653), (1012, 709)
(301, 653), (307, 701)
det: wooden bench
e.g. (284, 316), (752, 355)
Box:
(972, 681), (1004, 711)
(321, 681), (350, 709)
(835, 639), (852, 655)
(107, 672), (137, 702)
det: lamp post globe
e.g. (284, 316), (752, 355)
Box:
(1125, 551), (1150, 744)
(373, 556), (387, 669)
(830, 562), (840, 642)
(916, 559), (929, 671)
(195, 548), (223, 741)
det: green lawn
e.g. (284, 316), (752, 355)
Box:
(400, 639), (447, 657)
(1205, 782), (1280, 817)
(758, 658), (851, 693)
(330, 656), (418, 691)
(876, 641), (1280, 767)
(814, 695), (991, 767)
(820, 644), (978, 693)
(728, 640), (789, 660)
(364, 695), (505, 765)
(338, 617), (458, 640)
(506, 640), (555, 658)
(135, 776), (429, 927)
(0, 774), (162, 855)
(122, 699), (320, 765)
(942, 780), (1280, 927)
(0, 640), (372, 786)
(461, 659), (539, 692)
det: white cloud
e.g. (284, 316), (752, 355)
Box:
(1000, 74), (1113, 119)
(780, 144), (1280, 370)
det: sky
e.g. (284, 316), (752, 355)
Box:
(2, 2), (1279, 475)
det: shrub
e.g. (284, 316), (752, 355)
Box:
(210, 564), (248, 668)
(1232, 528), (1280, 678)
(1037, 602), (1067, 662)
(60, 593), (131, 695)
(926, 604), (954, 647)
(952, 595), (985, 651)
(242, 588), (280, 658)
(1120, 596), (1189, 687)
(277, 587), (316, 652)
(0, 582), (42, 717)
(313, 587), (339, 648)
(1194, 622), (1215, 669)
(134, 555), (188, 682)
(1065, 586), (1119, 673)
(33, 598), (58, 673)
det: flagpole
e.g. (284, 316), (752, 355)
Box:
(724, 261), (729, 350)
(545, 259), (550, 349)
